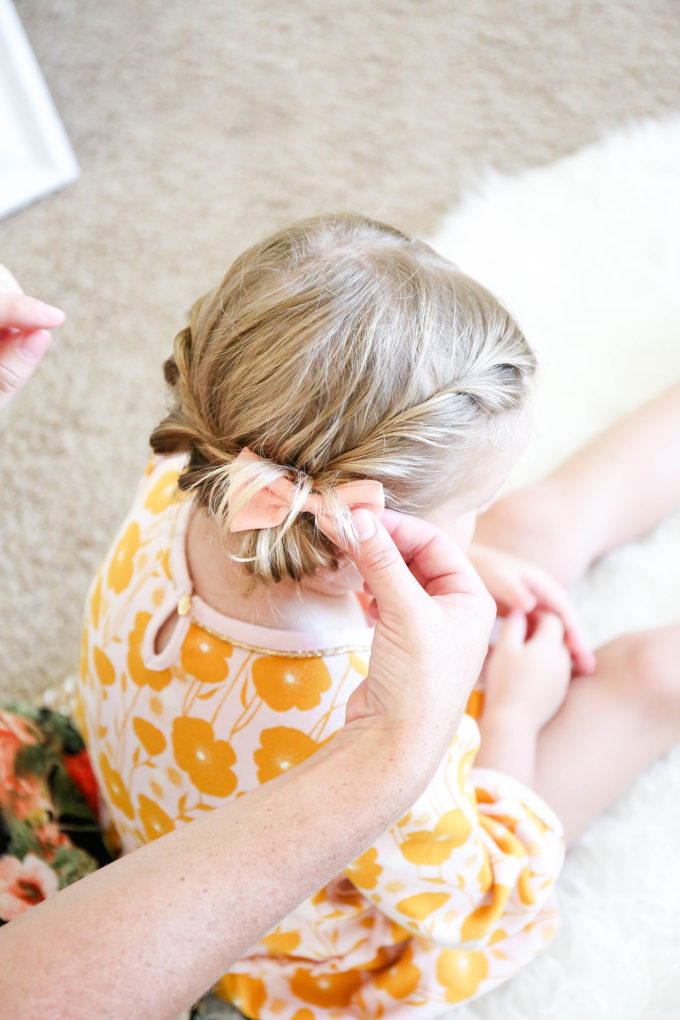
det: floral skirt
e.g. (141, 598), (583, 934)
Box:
(0, 704), (113, 924)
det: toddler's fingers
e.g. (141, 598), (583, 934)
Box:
(496, 611), (528, 647)
(524, 569), (594, 674)
(494, 576), (537, 614)
(531, 610), (565, 645)
(566, 640), (596, 677)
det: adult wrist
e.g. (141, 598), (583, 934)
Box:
(330, 718), (446, 806)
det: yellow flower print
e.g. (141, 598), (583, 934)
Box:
(260, 926), (301, 955)
(518, 865), (536, 905)
(79, 631), (89, 684)
(98, 752), (134, 819)
(396, 891), (450, 921)
(253, 727), (320, 784)
(172, 717), (237, 797)
(143, 470), (183, 513)
(345, 847), (382, 890)
(93, 646), (115, 687)
(460, 883), (511, 941)
(127, 612), (171, 691)
(180, 625), (233, 682)
(465, 688), (484, 720)
(436, 948), (489, 1003)
(290, 967), (362, 1009)
(348, 652), (368, 677)
(374, 944), (421, 999)
(138, 794), (175, 842)
(291, 1012), (315, 1020)
(252, 656), (331, 712)
(215, 974), (266, 1014)
(457, 747), (477, 791)
(399, 808), (473, 866)
(477, 852), (492, 893)
(132, 717), (167, 757)
(478, 814), (525, 857)
(107, 522), (140, 594)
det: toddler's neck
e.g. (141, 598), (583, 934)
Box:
(185, 508), (370, 634)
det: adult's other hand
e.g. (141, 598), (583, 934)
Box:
(0, 265), (65, 408)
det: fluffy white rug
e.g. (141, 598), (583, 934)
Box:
(427, 117), (680, 1020)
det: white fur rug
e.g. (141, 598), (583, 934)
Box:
(197, 118), (680, 1020)
(428, 117), (680, 1020)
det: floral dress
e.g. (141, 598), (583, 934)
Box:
(77, 454), (565, 1019)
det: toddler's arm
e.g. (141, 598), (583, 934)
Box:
(475, 610), (572, 786)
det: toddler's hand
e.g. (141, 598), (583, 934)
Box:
(483, 610), (572, 731)
(0, 265), (65, 408)
(468, 543), (595, 676)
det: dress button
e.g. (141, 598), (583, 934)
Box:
(177, 593), (192, 617)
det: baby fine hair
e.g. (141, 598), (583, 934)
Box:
(150, 213), (536, 583)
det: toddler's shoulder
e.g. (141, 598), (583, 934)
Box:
(131, 452), (191, 515)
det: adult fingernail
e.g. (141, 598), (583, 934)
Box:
(352, 508), (377, 540)
(36, 301), (65, 324)
(18, 330), (51, 362)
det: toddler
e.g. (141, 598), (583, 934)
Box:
(77, 214), (680, 1018)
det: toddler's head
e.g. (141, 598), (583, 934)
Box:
(151, 213), (535, 583)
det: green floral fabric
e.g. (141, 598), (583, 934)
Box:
(0, 704), (112, 924)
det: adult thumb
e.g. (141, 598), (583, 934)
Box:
(347, 508), (423, 618)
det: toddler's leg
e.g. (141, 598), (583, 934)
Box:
(475, 382), (680, 587)
(532, 622), (680, 848)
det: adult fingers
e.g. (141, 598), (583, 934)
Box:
(0, 329), (53, 408)
(378, 508), (488, 601)
(0, 293), (65, 332)
(345, 509), (427, 618)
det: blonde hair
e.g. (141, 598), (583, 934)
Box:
(150, 213), (535, 583)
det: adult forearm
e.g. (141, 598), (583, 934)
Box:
(475, 699), (538, 787)
(0, 723), (430, 1020)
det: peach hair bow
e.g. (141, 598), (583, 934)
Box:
(228, 448), (385, 543)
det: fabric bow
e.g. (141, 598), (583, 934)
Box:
(228, 448), (384, 543)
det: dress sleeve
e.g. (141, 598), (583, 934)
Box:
(343, 713), (565, 950)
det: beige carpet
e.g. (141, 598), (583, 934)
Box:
(2, 0), (679, 701)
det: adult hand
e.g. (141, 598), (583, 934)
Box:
(343, 507), (496, 763)
(0, 265), (65, 408)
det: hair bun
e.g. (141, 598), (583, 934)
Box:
(163, 356), (180, 386)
